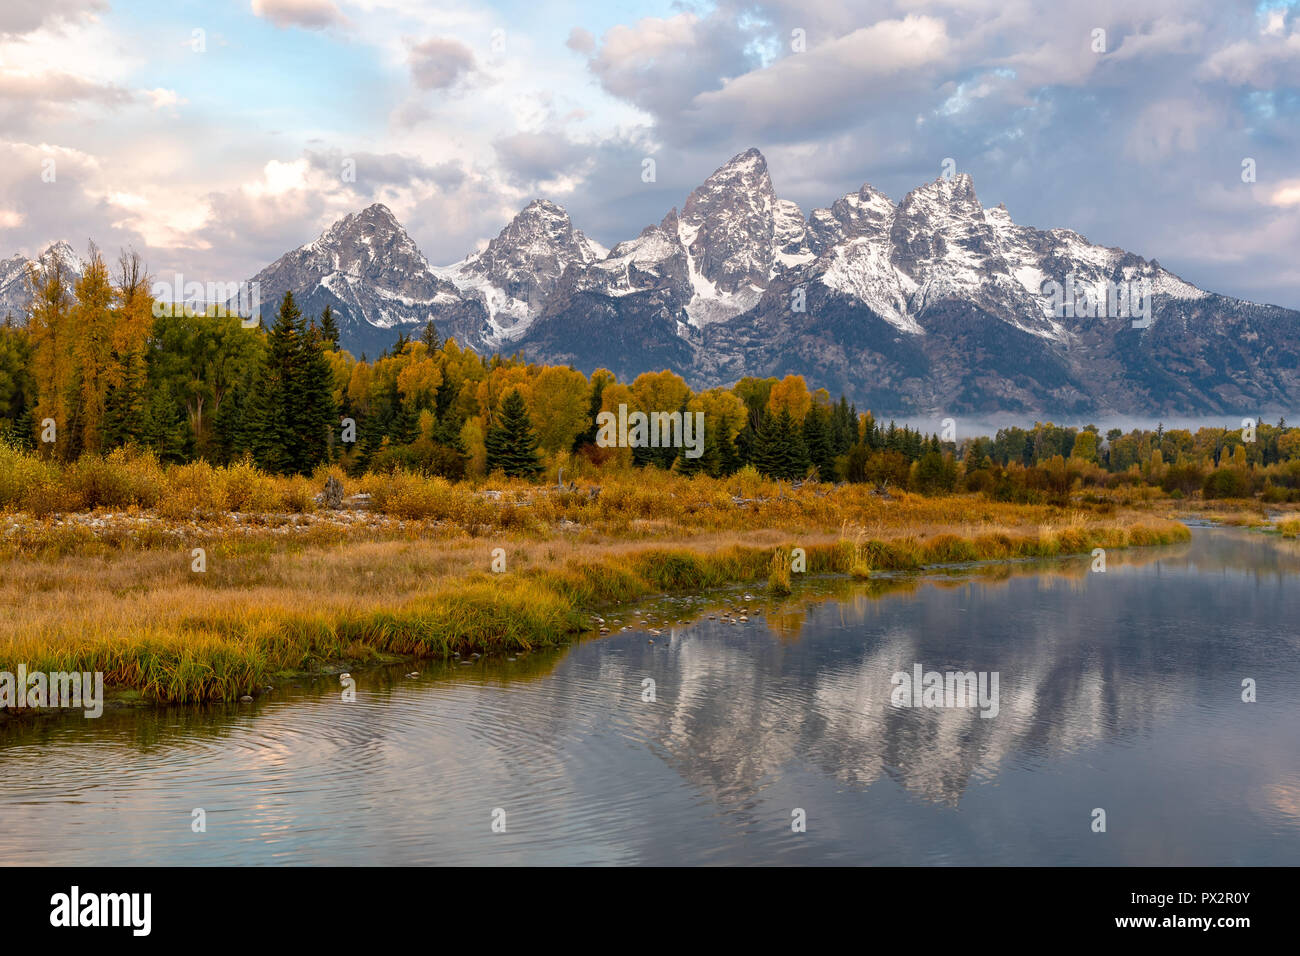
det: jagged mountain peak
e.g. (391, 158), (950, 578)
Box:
(300, 204), (431, 282)
(900, 172), (982, 216)
(242, 203), (486, 354)
(683, 148), (774, 216)
(457, 195), (604, 317)
(679, 147), (781, 298)
(697, 147), (768, 183)
(322, 202), (408, 240)
(359, 201), (397, 218)
(0, 240), (84, 322)
(42, 239), (81, 261)
(808, 182), (896, 251)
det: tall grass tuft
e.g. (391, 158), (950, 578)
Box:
(768, 547), (792, 594)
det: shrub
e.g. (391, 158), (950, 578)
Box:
(219, 459), (282, 513)
(157, 461), (225, 519)
(1203, 468), (1251, 499)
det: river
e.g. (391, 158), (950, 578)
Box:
(2, 526), (1297, 865)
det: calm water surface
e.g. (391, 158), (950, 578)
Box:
(2, 526), (1298, 865)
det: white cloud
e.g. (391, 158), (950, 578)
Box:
(1202, 26), (1300, 86)
(1268, 180), (1300, 208)
(407, 36), (477, 90)
(250, 0), (345, 31)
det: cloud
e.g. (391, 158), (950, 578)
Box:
(1268, 180), (1300, 208)
(1125, 96), (1222, 163)
(685, 15), (952, 137)
(0, 0), (104, 37)
(0, 69), (134, 130)
(250, 0), (344, 31)
(581, 13), (757, 123)
(407, 36), (477, 90)
(305, 148), (468, 191)
(1202, 25), (1300, 87)
(145, 88), (182, 110)
(566, 27), (594, 55)
(492, 131), (593, 188)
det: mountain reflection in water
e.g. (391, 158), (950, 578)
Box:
(1, 526), (1296, 865)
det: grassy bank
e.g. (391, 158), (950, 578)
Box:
(0, 510), (1190, 705)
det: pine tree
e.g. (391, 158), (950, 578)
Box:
(142, 386), (190, 462)
(213, 378), (256, 464)
(750, 411), (780, 477)
(102, 347), (149, 447)
(319, 305), (340, 347)
(802, 405), (835, 479)
(831, 396), (856, 456)
(485, 388), (542, 478)
(717, 429), (742, 476)
(421, 319), (440, 352)
(295, 324), (337, 468)
(734, 421), (756, 466)
(775, 409), (811, 479)
(752, 409), (810, 480)
(251, 292), (303, 474)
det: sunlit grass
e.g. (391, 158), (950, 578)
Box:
(0, 443), (1194, 703)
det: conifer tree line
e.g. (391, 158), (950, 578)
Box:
(3, 249), (1299, 499)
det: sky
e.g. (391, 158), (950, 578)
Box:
(2, 0), (1299, 309)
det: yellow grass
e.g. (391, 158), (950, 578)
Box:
(0, 511), (1189, 704)
(0, 444), (1193, 704)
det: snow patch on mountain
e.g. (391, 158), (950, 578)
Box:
(0, 241), (83, 322)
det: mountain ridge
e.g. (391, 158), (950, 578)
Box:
(8, 149), (1298, 415)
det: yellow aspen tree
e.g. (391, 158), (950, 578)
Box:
(26, 258), (75, 458)
(69, 248), (116, 455)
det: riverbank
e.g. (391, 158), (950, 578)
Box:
(0, 491), (1190, 704)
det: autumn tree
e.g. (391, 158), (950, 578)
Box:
(528, 365), (589, 455)
(767, 374), (812, 424)
(26, 255), (76, 457)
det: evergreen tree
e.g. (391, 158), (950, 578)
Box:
(802, 405), (836, 479)
(319, 305), (340, 347)
(831, 396), (856, 455)
(751, 409), (810, 479)
(295, 324), (337, 467)
(142, 386), (190, 462)
(212, 377), (257, 464)
(251, 293), (304, 474)
(717, 428), (742, 476)
(485, 388), (542, 478)
(102, 347), (149, 447)
(734, 421), (756, 465)
(420, 319), (440, 352)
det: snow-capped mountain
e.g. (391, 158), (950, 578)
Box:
(432, 198), (605, 341)
(242, 203), (487, 356)
(231, 148), (1300, 414)
(0, 241), (84, 322)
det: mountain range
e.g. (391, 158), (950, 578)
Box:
(7, 149), (1299, 417)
